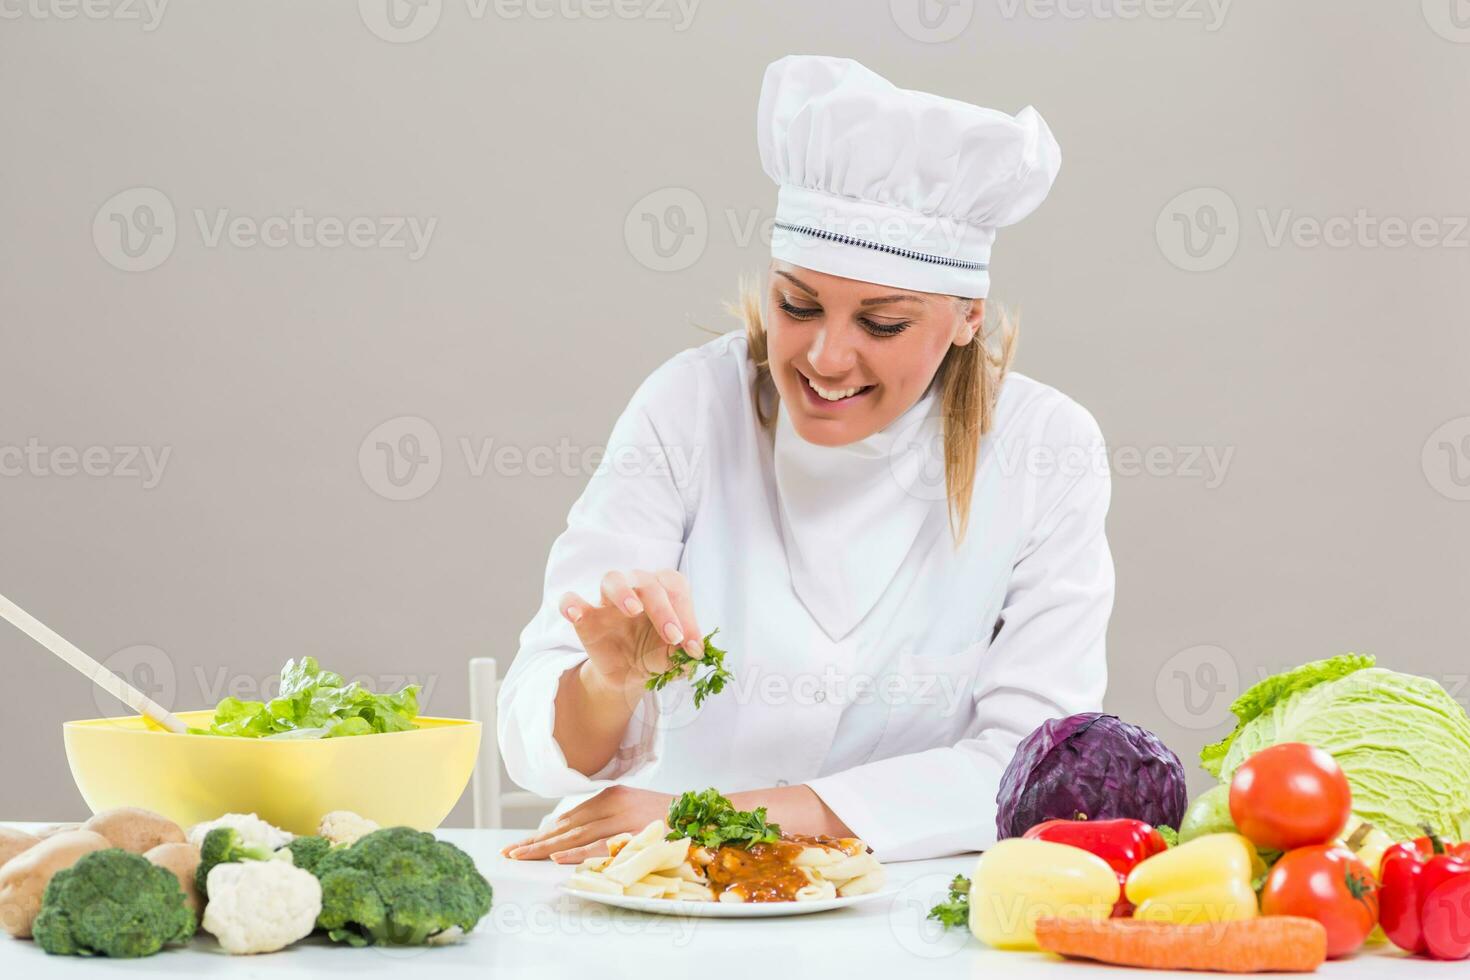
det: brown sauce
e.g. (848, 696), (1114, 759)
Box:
(705, 839), (810, 902)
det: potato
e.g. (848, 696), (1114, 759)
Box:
(83, 807), (185, 854)
(0, 830), (112, 938)
(0, 829), (40, 871)
(32, 823), (79, 841)
(145, 842), (203, 920)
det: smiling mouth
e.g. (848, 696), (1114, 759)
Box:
(800, 371), (875, 403)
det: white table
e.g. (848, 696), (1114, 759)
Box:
(0, 826), (1437, 978)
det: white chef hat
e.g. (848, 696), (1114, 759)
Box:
(757, 55), (1061, 299)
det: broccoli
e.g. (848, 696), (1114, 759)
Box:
(281, 835), (333, 876)
(33, 849), (195, 957)
(315, 827), (492, 946)
(196, 827), (274, 898)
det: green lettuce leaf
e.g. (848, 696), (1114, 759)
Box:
(1200, 654), (1375, 777)
(195, 660), (420, 740)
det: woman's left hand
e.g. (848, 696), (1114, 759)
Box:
(501, 785), (674, 864)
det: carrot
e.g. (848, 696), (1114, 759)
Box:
(1033, 916), (1327, 974)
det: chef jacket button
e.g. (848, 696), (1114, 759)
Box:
(814, 690), (826, 703)
(776, 779), (789, 787)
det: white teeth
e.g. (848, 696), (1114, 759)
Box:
(809, 379), (865, 401)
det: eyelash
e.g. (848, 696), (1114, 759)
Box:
(776, 299), (911, 337)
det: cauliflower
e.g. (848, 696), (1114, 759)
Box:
(318, 811), (379, 846)
(201, 860), (321, 955)
(187, 813), (293, 852)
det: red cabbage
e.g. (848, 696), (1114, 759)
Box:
(996, 712), (1187, 839)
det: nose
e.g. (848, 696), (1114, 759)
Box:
(807, 322), (859, 379)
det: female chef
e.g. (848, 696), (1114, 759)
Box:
(499, 55), (1113, 863)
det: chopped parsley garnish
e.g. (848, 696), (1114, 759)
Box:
(927, 874), (971, 929)
(666, 788), (782, 849)
(645, 628), (732, 708)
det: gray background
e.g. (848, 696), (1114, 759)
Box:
(2, 0), (1468, 826)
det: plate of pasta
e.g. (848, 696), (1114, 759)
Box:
(560, 789), (889, 917)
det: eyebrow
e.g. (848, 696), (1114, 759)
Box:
(774, 271), (923, 307)
(774, 271), (818, 296)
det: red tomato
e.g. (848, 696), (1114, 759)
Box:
(1261, 846), (1379, 958)
(1229, 742), (1351, 850)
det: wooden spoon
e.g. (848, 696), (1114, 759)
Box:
(0, 590), (189, 733)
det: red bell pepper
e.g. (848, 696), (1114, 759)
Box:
(1380, 828), (1470, 960)
(1022, 818), (1169, 916)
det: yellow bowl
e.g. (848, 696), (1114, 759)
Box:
(63, 711), (481, 835)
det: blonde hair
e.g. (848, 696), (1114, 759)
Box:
(729, 275), (1018, 543)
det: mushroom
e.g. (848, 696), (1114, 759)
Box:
(0, 829), (40, 871)
(145, 841), (204, 921)
(0, 830), (112, 938)
(82, 807), (185, 854)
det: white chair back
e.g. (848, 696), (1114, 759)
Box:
(468, 657), (549, 828)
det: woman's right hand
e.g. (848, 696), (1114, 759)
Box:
(558, 569), (704, 695)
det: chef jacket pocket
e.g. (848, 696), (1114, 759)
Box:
(867, 643), (986, 755)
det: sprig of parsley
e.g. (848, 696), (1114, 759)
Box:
(927, 874), (971, 929)
(665, 788), (782, 849)
(644, 628), (732, 708)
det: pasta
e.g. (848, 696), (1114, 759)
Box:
(564, 820), (886, 904)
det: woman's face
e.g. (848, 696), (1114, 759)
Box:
(766, 261), (984, 447)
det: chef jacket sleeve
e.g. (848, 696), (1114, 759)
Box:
(807, 398), (1113, 861)
(496, 352), (708, 798)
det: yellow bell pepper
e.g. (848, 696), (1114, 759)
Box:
(969, 838), (1119, 950)
(1125, 833), (1260, 924)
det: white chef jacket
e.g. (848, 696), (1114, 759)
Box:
(498, 330), (1113, 860)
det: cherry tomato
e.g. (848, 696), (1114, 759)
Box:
(1229, 742), (1351, 850)
(1261, 845), (1379, 958)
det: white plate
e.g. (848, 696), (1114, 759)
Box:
(558, 884), (892, 918)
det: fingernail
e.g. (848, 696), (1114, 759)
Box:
(686, 640), (702, 657)
(567, 607), (583, 623)
(623, 597), (643, 615)
(664, 622), (684, 644)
